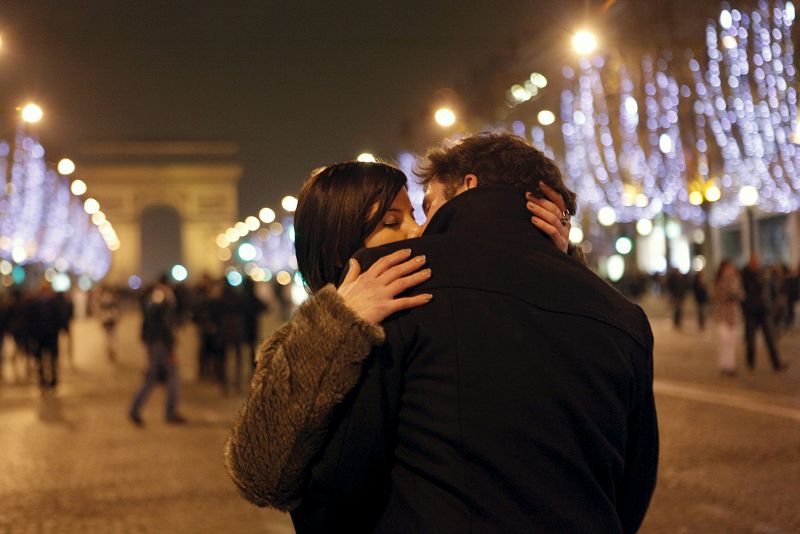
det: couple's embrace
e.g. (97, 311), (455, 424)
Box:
(225, 133), (658, 533)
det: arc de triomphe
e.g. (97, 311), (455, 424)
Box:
(78, 141), (241, 285)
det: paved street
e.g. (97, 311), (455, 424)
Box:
(1, 299), (798, 533)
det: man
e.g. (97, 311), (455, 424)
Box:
(30, 285), (62, 391)
(292, 133), (658, 533)
(129, 276), (186, 425)
(740, 255), (786, 372)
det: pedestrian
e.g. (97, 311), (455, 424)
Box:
(97, 286), (120, 361)
(54, 290), (74, 365)
(770, 265), (789, 334)
(30, 286), (62, 391)
(191, 274), (218, 381)
(786, 263), (799, 328)
(129, 277), (186, 425)
(0, 294), (9, 383)
(693, 269), (709, 330)
(241, 278), (267, 374)
(666, 268), (688, 329)
(217, 283), (246, 394)
(741, 255), (787, 372)
(712, 260), (744, 376)
(8, 290), (36, 382)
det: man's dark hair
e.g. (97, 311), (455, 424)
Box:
(416, 132), (577, 215)
(295, 161), (407, 293)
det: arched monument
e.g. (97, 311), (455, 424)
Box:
(78, 141), (241, 285)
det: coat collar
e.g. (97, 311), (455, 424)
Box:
(423, 185), (552, 249)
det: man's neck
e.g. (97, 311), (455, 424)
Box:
(422, 185), (552, 247)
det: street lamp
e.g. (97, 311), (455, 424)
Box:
(537, 110), (556, 126)
(572, 30), (598, 56)
(281, 195), (298, 212)
(20, 103), (43, 124)
(70, 179), (87, 196)
(434, 107), (456, 127)
(57, 158), (76, 175)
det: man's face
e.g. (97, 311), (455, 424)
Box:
(421, 177), (474, 233)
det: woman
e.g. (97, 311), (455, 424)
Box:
(225, 161), (576, 509)
(712, 259), (744, 376)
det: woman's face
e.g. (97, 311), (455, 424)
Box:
(364, 189), (421, 248)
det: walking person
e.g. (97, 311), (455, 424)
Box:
(241, 278), (267, 375)
(54, 290), (74, 366)
(30, 286), (62, 392)
(97, 286), (120, 361)
(0, 294), (9, 383)
(218, 283), (247, 394)
(191, 274), (218, 381)
(712, 260), (744, 376)
(693, 269), (710, 330)
(8, 290), (35, 381)
(786, 263), (799, 328)
(129, 278), (186, 426)
(741, 255), (787, 372)
(666, 268), (688, 329)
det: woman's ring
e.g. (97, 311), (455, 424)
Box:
(560, 211), (570, 226)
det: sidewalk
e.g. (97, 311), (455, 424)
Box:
(0, 312), (293, 534)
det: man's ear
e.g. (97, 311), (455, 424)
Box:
(463, 174), (479, 190)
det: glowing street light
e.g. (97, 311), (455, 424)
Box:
(738, 185), (759, 207)
(597, 206), (617, 226)
(434, 107), (456, 127)
(237, 242), (257, 262)
(572, 30), (598, 56)
(259, 207), (276, 223)
(282, 195), (298, 212)
(636, 218), (653, 236)
(357, 153), (376, 163)
(704, 183), (721, 202)
(537, 110), (556, 126)
(245, 215), (260, 231)
(83, 197), (100, 215)
(57, 158), (76, 175)
(21, 103), (43, 123)
(70, 179), (87, 196)
(568, 227), (584, 244)
(171, 264), (188, 282)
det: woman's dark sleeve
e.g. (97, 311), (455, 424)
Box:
(224, 284), (385, 511)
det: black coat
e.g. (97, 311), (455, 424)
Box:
(292, 186), (658, 534)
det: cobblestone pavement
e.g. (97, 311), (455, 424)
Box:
(1, 300), (798, 533)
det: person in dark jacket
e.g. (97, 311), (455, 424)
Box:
(129, 278), (186, 425)
(30, 286), (62, 391)
(740, 255), (787, 371)
(666, 268), (688, 329)
(8, 289), (35, 381)
(693, 269), (710, 330)
(218, 283), (247, 393)
(241, 277), (267, 374)
(292, 133), (658, 534)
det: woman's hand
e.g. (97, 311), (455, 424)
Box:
(338, 248), (433, 324)
(526, 181), (571, 253)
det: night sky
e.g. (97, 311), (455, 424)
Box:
(0, 1), (585, 216)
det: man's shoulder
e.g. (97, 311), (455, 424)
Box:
(358, 235), (652, 353)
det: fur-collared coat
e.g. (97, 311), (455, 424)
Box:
(224, 285), (384, 510)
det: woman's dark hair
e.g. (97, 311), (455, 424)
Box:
(715, 259), (733, 283)
(294, 161), (408, 293)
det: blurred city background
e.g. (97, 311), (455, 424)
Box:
(0, 1), (799, 532)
